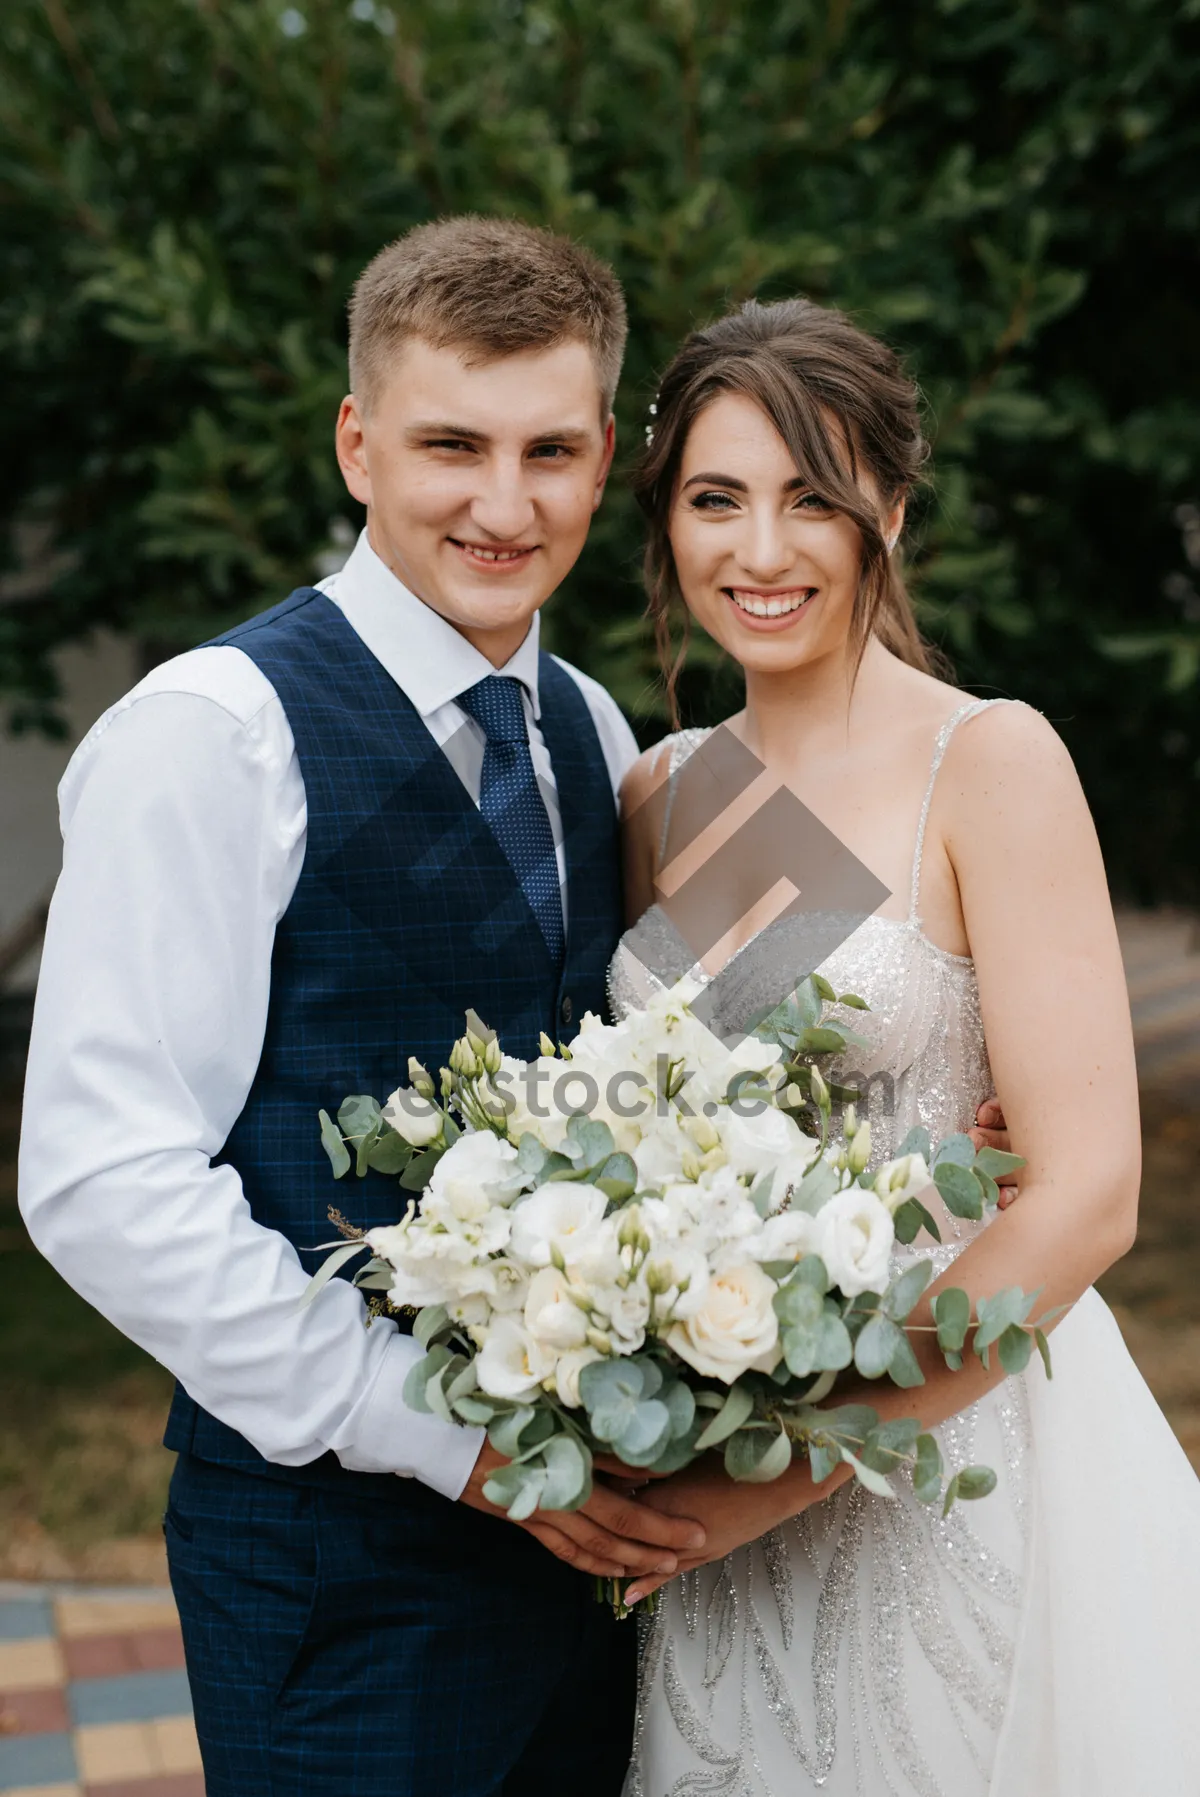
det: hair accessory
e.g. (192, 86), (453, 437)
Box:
(645, 398), (659, 446)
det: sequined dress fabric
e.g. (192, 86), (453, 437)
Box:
(610, 706), (1200, 1797)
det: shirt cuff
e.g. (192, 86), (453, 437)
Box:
(335, 1327), (485, 1500)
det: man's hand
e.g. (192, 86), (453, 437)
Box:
(458, 1442), (706, 1580)
(620, 1452), (853, 1607)
(970, 1095), (1019, 1211)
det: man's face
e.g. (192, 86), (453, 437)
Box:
(335, 337), (615, 664)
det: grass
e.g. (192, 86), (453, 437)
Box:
(1, 1072), (1198, 1583)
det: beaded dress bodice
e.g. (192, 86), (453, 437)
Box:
(607, 704), (1002, 1275)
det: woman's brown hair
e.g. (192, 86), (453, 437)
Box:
(632, 297), (944, 724)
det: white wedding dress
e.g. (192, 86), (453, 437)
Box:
(608, 702), (1200, 1797)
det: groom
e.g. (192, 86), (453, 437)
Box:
(17, 216), (706, 1795)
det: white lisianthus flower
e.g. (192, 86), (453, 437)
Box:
(815, 1187), (895, 1296)
(719, 1100), (816, 1182)
(554, 1345), (603, 1408)
(523, 1266), (590, 1350)
(481, 1257), (529, 1313)
(426, 1129), (520, 1207)
(492, 1053), (568, 1150)
(752, 1208), (821, 1266)
(644, 1240), (711, 1320)
(475, 1316), (558, 1400)
(632, 1113), (694, 1189)
(508, 1182), (608, 1270)
(667, 1261), (781, 1382)
(381, 1085), (444, 1148)
(592, 1275), (652, 1352)
(873, 1152), (933, 1215)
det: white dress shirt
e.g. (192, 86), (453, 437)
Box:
(17, 530), (640, 1500)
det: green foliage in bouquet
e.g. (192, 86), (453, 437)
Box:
(308, 979), (1061, 1573)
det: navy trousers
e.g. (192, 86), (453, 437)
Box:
(165, 1453), (637, 1796)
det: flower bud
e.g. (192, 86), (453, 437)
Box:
(617, 1205), (643, 1250)
(439, 1066), (453, 1100)
(538, 1031), (557, 1057)
(586, 1327), (614, 1356)
(810, 1066), (830, 1111)
(784, 1082), (806, 1110)
(408, 1057), (435, 1100)
(483, 1035), (502, 1075)
(844, 1103), (858, 1140)
(847, 1118), (872, 1176)
(686, 1113), (721, 1153)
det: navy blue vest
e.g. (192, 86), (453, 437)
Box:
(164, 589), (624, 1487)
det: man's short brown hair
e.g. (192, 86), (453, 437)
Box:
(348, 215), (627, 414)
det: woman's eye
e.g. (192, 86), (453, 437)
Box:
(690, 490), (739, 512)
(795, 490), (833, 513)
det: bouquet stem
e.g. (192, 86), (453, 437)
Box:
(595, 1576), (660, 1620)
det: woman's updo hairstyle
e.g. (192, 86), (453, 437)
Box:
(632, 297), (942, 723)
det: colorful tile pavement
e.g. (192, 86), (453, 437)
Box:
(0, 1586), (202, 1796)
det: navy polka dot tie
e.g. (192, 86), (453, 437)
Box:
(457, 675), (565, 967)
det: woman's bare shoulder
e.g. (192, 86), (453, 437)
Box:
(618, 726), (716, 818)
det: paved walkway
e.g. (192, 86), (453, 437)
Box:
(1116, 908), (1200, 1097)
(0, 1587), (199, 1796)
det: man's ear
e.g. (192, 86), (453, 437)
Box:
(336, 396), (373, 507)
(592, 414), (617, 512)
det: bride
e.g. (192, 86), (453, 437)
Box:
(606, 297), (1200, 1794)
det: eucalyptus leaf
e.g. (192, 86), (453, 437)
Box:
(488, 1405), (539, 1459)
(662, 1380), (697, 1439)
(539, 1434), (592, 1510)
(338, 1093), (382, 1137)
(973, 1167), (1001, 1210)
(840, 1448), (896, 1499)
(973, 1286), (1035, 1352)
(726, 1423), (792, 1483)
(793, 1157), (839, 1215)
(913, 1432), (943, 1504)
(854, 1313), (902, 1380)
(953, 1464), (997, 1502)
(693, 1381), (755, 1451)
(974, 1146), (1025, 1179)
(366, 1129), (414, 1176)
(884, 1260), (933, 1322)
(1034, 1327), (1053, 1379)
(318, 1109), (351, 1179)
(614, 1398), (672, 1465)
(886, 1329), (925, 1389)
(897, 1125), (932, 1160)
(414, 1303), (451, 1349)
(300, 1238), (365, 1305)
(796, 1026), (847, 1054)
(595, 1152), (637, 1201)
(891, 1198), (923, 1245)
(810, 973), (837, 1002)
(355, 1118), (382, 1177)
(837, 992), (869, 1010)
(808, 1439), (840, 1484)
(934, 1287), (970, 1354)
(399, 1146), (444, 1191)
(453, 1395), (500, 1425)
(934, 1160), (984, 1220)
(860, 1416), (919, 1472)
(932, 1132), (976, 1168)
(997, 1322), (1033, 1374)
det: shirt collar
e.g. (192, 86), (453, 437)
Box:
(320, 528), (542, 719)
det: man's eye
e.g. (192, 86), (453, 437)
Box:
(425, 439), (476, 453)
(529, 443), (573, 460)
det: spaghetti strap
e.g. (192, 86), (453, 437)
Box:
(908, 698), (1011, 922)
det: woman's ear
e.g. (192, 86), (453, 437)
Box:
(884, 495), (906, 555)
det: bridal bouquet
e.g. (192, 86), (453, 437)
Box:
(310, 976), (1054, 1568)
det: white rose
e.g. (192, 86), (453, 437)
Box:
(381, 1085), (443, 1148)
(752, 1208), (820, 1266)
(873, 1152), (933, 1215)
(815, 1187), (895, 1296)
(475, 1316), (558, 1401)
(508, 1182), (608, 1270)
(554, 1345), (603, 1408)
(523, 1266), (589, 1350)
(667, 1260), (781, 1382)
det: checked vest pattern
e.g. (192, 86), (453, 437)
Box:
(164, 588), (623, 1486)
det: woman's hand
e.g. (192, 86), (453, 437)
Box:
(621, 1451), (852, 1606)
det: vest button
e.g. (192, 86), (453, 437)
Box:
(560, 994), (573, 1027)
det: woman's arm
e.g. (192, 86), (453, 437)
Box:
(859, 699), (1139, 1428)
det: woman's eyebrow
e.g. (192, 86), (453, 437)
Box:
(681, 471), (815, 493)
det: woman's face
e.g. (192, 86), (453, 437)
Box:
(667, 391), (899, 677)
